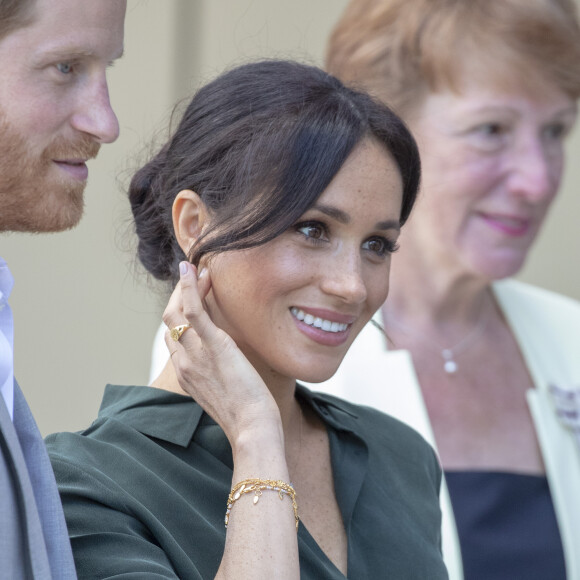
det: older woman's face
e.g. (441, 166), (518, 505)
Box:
(202, 139), (403, 385)
(404, 75), (577, 280)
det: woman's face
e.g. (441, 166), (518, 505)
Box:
(403, 75), (577, 280)
(203, 139), (403, 385)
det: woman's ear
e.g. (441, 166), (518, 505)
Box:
(172, 190), (211, 256)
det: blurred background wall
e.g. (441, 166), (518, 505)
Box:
(1, 0), (578, 436)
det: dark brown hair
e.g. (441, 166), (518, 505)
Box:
(129, 60), (421, 285)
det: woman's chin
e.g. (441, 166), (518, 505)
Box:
(295, 365), (341, 385)
(464, 246), (531, 281)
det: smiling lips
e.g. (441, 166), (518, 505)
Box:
(290, 307), (350, 333)
(479, 212), (531, 237)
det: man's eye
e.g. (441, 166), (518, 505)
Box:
(56, 62), (73, 74)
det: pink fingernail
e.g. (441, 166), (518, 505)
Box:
(197, 267), (207, 279)
(179, 262), (190, 277)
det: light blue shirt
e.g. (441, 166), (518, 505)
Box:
(0, 257), (14, 420)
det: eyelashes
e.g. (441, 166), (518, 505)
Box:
(293, 220), (399, 257)
(295, 221), (327, 242)
(363, 237), (400, 256)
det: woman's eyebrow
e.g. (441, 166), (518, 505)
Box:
(376, 219), (401, 232)
(313, 203), (350, 224)
(312, 203), (400, 231)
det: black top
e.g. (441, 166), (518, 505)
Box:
(445, 471), (566, 580)
(46, 384), (447, 579)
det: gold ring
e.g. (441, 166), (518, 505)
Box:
(170, 324), (191, 342)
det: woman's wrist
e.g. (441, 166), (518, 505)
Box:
(230, 414), (286, 466)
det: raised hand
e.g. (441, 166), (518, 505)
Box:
(162, 261), (280, 445)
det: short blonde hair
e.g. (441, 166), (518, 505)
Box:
(326, 0), (580, 114)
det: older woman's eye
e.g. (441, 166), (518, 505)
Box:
(543, 122), (570, 141)
(468, 121), (511, 152)
(477, 122), (506, 137)
(296, 221), (328, 242)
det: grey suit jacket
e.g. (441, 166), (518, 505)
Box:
(0, 381), (76, 579)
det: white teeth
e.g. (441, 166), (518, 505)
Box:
(290, 308), (349, 333)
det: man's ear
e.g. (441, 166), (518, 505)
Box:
(172, 190), (211, 257)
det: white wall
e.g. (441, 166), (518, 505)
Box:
(1, 0), (578, 436)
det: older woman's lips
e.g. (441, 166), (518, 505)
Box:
(53, 159), (89, 181)
(480, 213), (530, 237)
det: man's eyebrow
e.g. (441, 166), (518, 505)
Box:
(39, 46), (125, 61)
(312, 203), (400, 231)
(40, 48), (95, 60)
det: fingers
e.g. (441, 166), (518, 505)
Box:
(163, 263), (201, 327)
(180, 262), (212, 318)
(162, 261), (220, 351)
(178, 262), (216, 342)
(162, 279), (186, 331)
(196, 265), (212, 302)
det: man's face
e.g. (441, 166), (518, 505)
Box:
(0, 0), (126, 232)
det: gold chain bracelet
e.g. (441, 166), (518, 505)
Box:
(225, 478), (299, 531)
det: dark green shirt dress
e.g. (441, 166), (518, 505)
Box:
(46, 384), (448, 579)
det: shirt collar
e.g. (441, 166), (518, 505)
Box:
(97, 383), (362, 448)
(0, 257), (14, 303)
(97, 385), (205, 447)
(0, 257), (14, 419)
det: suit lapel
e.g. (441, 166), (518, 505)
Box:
(12, 381), (77, 579)
(0, 384), (52, 578)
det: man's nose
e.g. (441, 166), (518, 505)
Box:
(71, 76), (120, 144)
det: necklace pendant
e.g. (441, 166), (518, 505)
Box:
(444, 360), (458, 374)
(442, 349), (457, 374)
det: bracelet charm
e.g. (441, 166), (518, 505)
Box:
(225, 478), (299, 531)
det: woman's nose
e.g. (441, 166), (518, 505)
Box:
(507, 137), (560, 204)
(319, 250), (368, 304)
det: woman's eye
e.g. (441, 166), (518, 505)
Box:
(296, 222), (327, 241)
(467, 122), (511, 152)
(477, 122), (506, 137)
(362, 237), (399, 256)
(544, 122), (569, 141)
(56, 62), (73, 75)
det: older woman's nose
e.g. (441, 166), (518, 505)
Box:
(507, 137), (559, 203)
